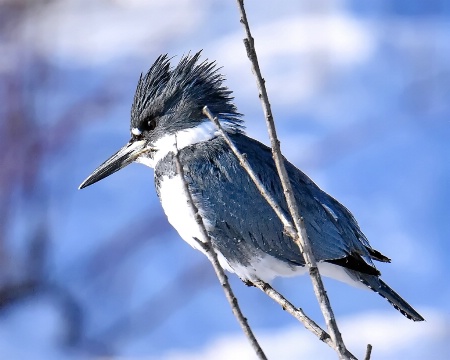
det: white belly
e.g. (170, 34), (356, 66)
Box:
(158, 176), (302, 282)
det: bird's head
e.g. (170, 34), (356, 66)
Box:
(79, 51), (242, 189)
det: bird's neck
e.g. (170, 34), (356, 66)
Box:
(136, 120), (231, 168)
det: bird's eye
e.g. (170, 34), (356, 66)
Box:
(147, 118), (157, 131)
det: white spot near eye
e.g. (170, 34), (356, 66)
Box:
(132, 127), (142, 136)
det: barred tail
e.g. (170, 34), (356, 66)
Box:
(360, 275), (424, 322)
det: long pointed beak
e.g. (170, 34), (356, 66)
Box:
(79, 139), (148, 189)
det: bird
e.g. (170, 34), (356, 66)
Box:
(79, 51), (424, 322)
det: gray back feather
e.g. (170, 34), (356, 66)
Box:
(155, 133), (376, 268)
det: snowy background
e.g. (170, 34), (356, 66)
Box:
(0, 0), (449, 359)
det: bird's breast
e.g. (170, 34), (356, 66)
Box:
(157, 174), (213, 253)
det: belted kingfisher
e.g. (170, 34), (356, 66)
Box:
(79, 52), (424, 322)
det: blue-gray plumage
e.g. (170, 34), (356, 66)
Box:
(79, 51), (424, 322)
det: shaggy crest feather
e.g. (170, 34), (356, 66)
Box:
(130, 51), (243, 135)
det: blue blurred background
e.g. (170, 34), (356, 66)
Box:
(0, 0), (449, 359)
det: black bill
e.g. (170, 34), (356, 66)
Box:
(79, 139), (148, 189)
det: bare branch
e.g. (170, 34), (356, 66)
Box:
(253, 281), (357, 360)
(173, 136), (268, 360)
(233, 1), (352, 358)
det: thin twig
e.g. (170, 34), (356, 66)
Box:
(204, 107), (356, 360)
(253, 281), (357, 360)
(234, 1), (350, 359)
(172, 136), (267, 360)
(364, 344), (372, 360)
(252, 281), (330, 342)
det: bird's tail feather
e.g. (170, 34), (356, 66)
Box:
(358, 274), (424, 322)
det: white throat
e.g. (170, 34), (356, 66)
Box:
(136, 120), (229, 168)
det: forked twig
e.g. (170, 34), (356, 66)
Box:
(172, 136), (267, 360)
(234, 1), (351, 358)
